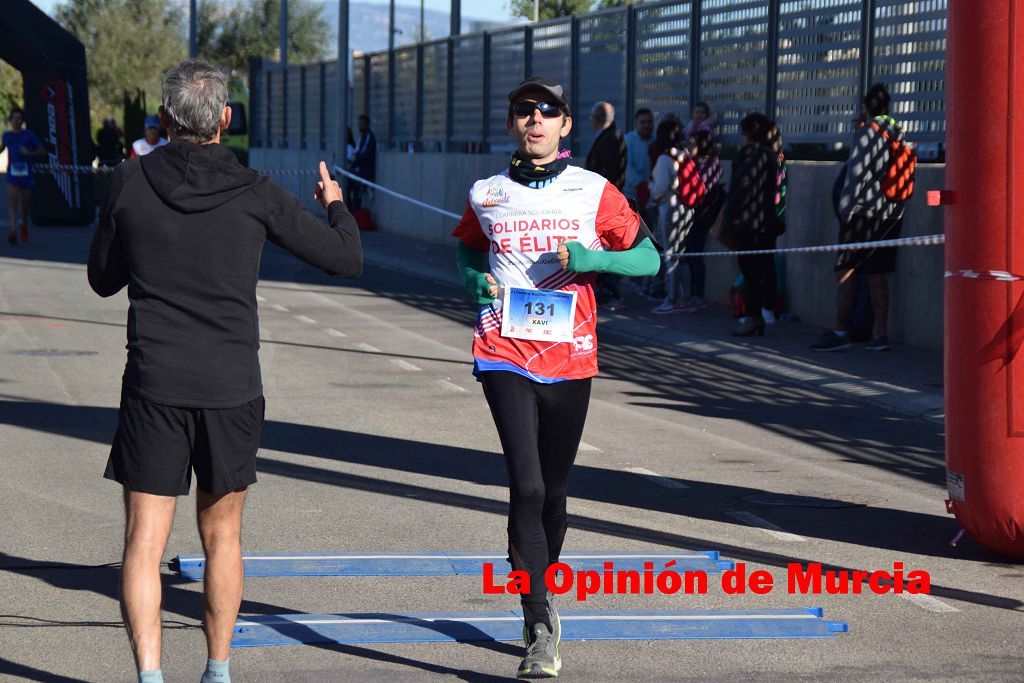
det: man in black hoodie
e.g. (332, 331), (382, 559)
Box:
(88, 60), (362, 683)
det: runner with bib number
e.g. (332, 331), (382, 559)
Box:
(452, 76), (659, 679)
(2, 108), (46, 245)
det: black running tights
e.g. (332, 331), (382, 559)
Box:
(479, 371), (591, 627)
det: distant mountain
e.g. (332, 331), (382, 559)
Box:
(318, 1), (518, 56)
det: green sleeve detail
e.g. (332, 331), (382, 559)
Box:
(456, 241), (495, 305)
(565, 237), (660, 277)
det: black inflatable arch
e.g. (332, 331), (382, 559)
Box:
(1, 0), (94, 225)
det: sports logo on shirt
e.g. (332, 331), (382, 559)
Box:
(482, 182), (511, 207)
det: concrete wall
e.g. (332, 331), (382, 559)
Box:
(251, 148), (945, 350)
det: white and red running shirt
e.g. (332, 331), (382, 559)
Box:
(130, 136), (169, 158)
(452, 165), (640, 383)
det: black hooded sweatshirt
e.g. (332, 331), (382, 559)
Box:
(88, 140), (362, 408)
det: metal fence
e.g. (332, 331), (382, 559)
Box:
(250, 0), (946, 154)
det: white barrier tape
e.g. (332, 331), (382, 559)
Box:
(34, 163), (946, 257)
(945, 269), (1024, 282)
(37, 164), (117, 174)
(666, 233), (945, 258)
(330, 165), (463, 220)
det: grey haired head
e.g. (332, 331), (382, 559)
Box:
(161, 60), (229, 143)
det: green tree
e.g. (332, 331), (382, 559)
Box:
(509, 0), (595, 21)
(0, 60), (23, 123)
(55, 0), (186, 127)
(197, 0), (333, 79)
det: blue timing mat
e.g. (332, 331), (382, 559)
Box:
(232, 608), (848, 647)
(172, 551), (734, 580)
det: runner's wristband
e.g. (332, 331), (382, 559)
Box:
(564, 237), (660, 277)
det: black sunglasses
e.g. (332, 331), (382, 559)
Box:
(509, 101), (565, 119)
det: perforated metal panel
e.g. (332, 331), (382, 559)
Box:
(369, 52), (390, 145)
(577, 10), (628, 155)
(249, 68), (263, 147)
(635, 1), (692, 123)
(451, 35), (484, 143)
(488, 29), (526, 146)
(269, 69), (285, 147)
(531, 20), (572, 87)
(775, 0), (862, 143)
(700, 0), (770, 142)
(250, 0), (950, 154)
(302, 66), (321, 150)
(422, 42), (449, 144)
(393, 47), (418, 145)
(872, 0), (946, 143)
(286, 66), (302, 149)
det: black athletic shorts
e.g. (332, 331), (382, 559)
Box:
(835, 214), (903, 275)
(104, 390), (264, 496)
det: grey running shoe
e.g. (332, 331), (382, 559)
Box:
(518, 622), (561, 678)
(522, 594), (560, 647)
(810, 331), (852, 352)
(865, 335), (891, 351)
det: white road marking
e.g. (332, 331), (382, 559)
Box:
(897, 592), (960, 613)
(355, 342), (381, 353)
(727, 511), (807, 542)
(624, 467), (688, 489)
(325, 328), (347, 338)
(578, 441), (600, 452)
(294, 315), (317, 324)
(438, 379), (466, 393)
(256, 295), (267, 303)
(271, 304), (289, 312)
(389, 359), (422, 372)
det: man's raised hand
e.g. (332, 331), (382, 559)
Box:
(314, 161), (344, 209)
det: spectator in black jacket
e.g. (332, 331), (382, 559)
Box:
(586, 102), (629, 307)
(585, 101), (626, 190)
(88, 59), (362, 683)
(348, 113), (377, 211)
(722, 113), (779, 337)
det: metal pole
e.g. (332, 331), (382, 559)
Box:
(338, 0), (350, 162)
(689, 0), (702, 115)
(534, 0), (539, 23)
(389, 0), (396, 52)
(446, 37), (454, 151)
(389, 0), (396, 148)
(280, 0), (288, 69)
(859, 0), (876, 102)
(450, 0), (461, 37)
(625, 6), (637, 125)
(482, 32), (491, 151)
(765, 0), (780, 119)
(189, 0), (197, 58)
(421, 0), (425, 42)
(524, 26), (533, 79)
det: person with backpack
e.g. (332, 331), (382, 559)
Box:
(812, 83), (914, 352)
(680, 129), (725, 311)
(719, 113), (782, 336)
(648, 122), (706, 314)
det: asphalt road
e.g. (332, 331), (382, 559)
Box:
(1, 224), (1022, 682)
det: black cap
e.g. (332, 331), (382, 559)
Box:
(507, 76), (571, 116)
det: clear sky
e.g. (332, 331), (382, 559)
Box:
(30, 0), (515, 22)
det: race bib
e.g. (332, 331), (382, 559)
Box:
(500, 286), (578, 343)
(9, 162), (28, 177)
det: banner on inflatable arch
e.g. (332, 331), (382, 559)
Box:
(1, 0), (95, 226)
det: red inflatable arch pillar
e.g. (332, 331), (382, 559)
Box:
(944, 0), (1024, 557)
